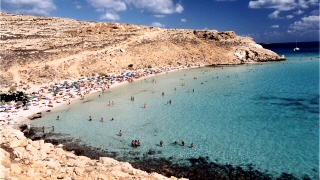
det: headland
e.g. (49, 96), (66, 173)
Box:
(0, 12), (289, 179)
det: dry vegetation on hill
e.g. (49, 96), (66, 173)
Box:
(0, 12), (284, 90)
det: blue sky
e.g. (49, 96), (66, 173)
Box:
(1, 0), (319, 43)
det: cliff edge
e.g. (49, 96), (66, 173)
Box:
(0, 12), (285, 88)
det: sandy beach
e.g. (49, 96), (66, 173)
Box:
(0, 64), (203, 129)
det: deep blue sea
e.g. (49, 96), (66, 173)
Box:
(30, 41), (319, 179)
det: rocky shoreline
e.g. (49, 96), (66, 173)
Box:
(1, 126), (187, 179)
(1, 125), (311, 180)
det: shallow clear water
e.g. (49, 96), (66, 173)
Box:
(30, 45), (319, 179)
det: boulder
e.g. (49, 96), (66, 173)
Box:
(74, 167), (84, 176)
(32, 140), (41, 150)
(42, 143), (54, 153)
(44, 161), (61, 170)
(10, 163), (22, 175)
(99, 157), (119, 166)
(26, 144), (38, 156)
(9, 138), (21, 148)
(27, 168), (34, 177)
(13, 146), (26, 159)
(38, 149), (47, 160)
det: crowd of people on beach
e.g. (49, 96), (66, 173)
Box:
(0, 67), (185, 126)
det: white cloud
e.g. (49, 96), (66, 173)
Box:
(154, 15), (165, 18)
(175, 4), (184, 13)
(289, 15), (320, 31)
(294, 9), (304, 15)
(310, 10), (319, 15)
(249, 0), (319, 19)
(287, 15), (294, 19)
(1, 0), (56, 16)
(181, 18), (187, 22)
(76, 5), (82, 9)
(100, 11), (120, 21)
(268, 10), (281, 19)
(249, 0), (297, 11)
(271, 25), (279, 28)
(87, 0), (127, 12)
(151, 22), (165, 27)
(126, 0), (184, 15)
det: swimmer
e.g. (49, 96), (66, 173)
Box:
(136, 140), (141, 147)
(175, 141), (179, 145)
(160, 141), (164, 146)
(111, 117), (114, 121)
(119, 130), (122, 136)
(191, 143), (194, 148)
(131, 140), (135, 147)
(169, 99), (172, 104)
(182, 140), (185, 146)
(162, 92), (164, 96)
(57, 116), (60, 120)
(89, 116), (92, 121)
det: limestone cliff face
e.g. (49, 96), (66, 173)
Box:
(0, 12), (284, 87)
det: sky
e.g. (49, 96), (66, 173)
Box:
(1, 0), (319, 43)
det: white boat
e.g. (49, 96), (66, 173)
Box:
(294, 41), (299, 51)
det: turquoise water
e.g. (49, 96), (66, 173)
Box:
(30, 46), (319, 179)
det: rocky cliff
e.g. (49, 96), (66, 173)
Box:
(0, 12), (284, 89)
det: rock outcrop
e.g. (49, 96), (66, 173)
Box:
(0, 126), (186, 180)
(0, 12), (284, 89)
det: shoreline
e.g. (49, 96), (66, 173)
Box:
(1, 64), (204, 128)
(1, 62), (316, 179)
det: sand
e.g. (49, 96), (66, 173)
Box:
(0, 65), (204, 128)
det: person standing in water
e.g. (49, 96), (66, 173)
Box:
(182, 140), (185, 146)
(119, 130), (122, 136)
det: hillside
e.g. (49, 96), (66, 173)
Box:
(0, 12), (284, 90)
